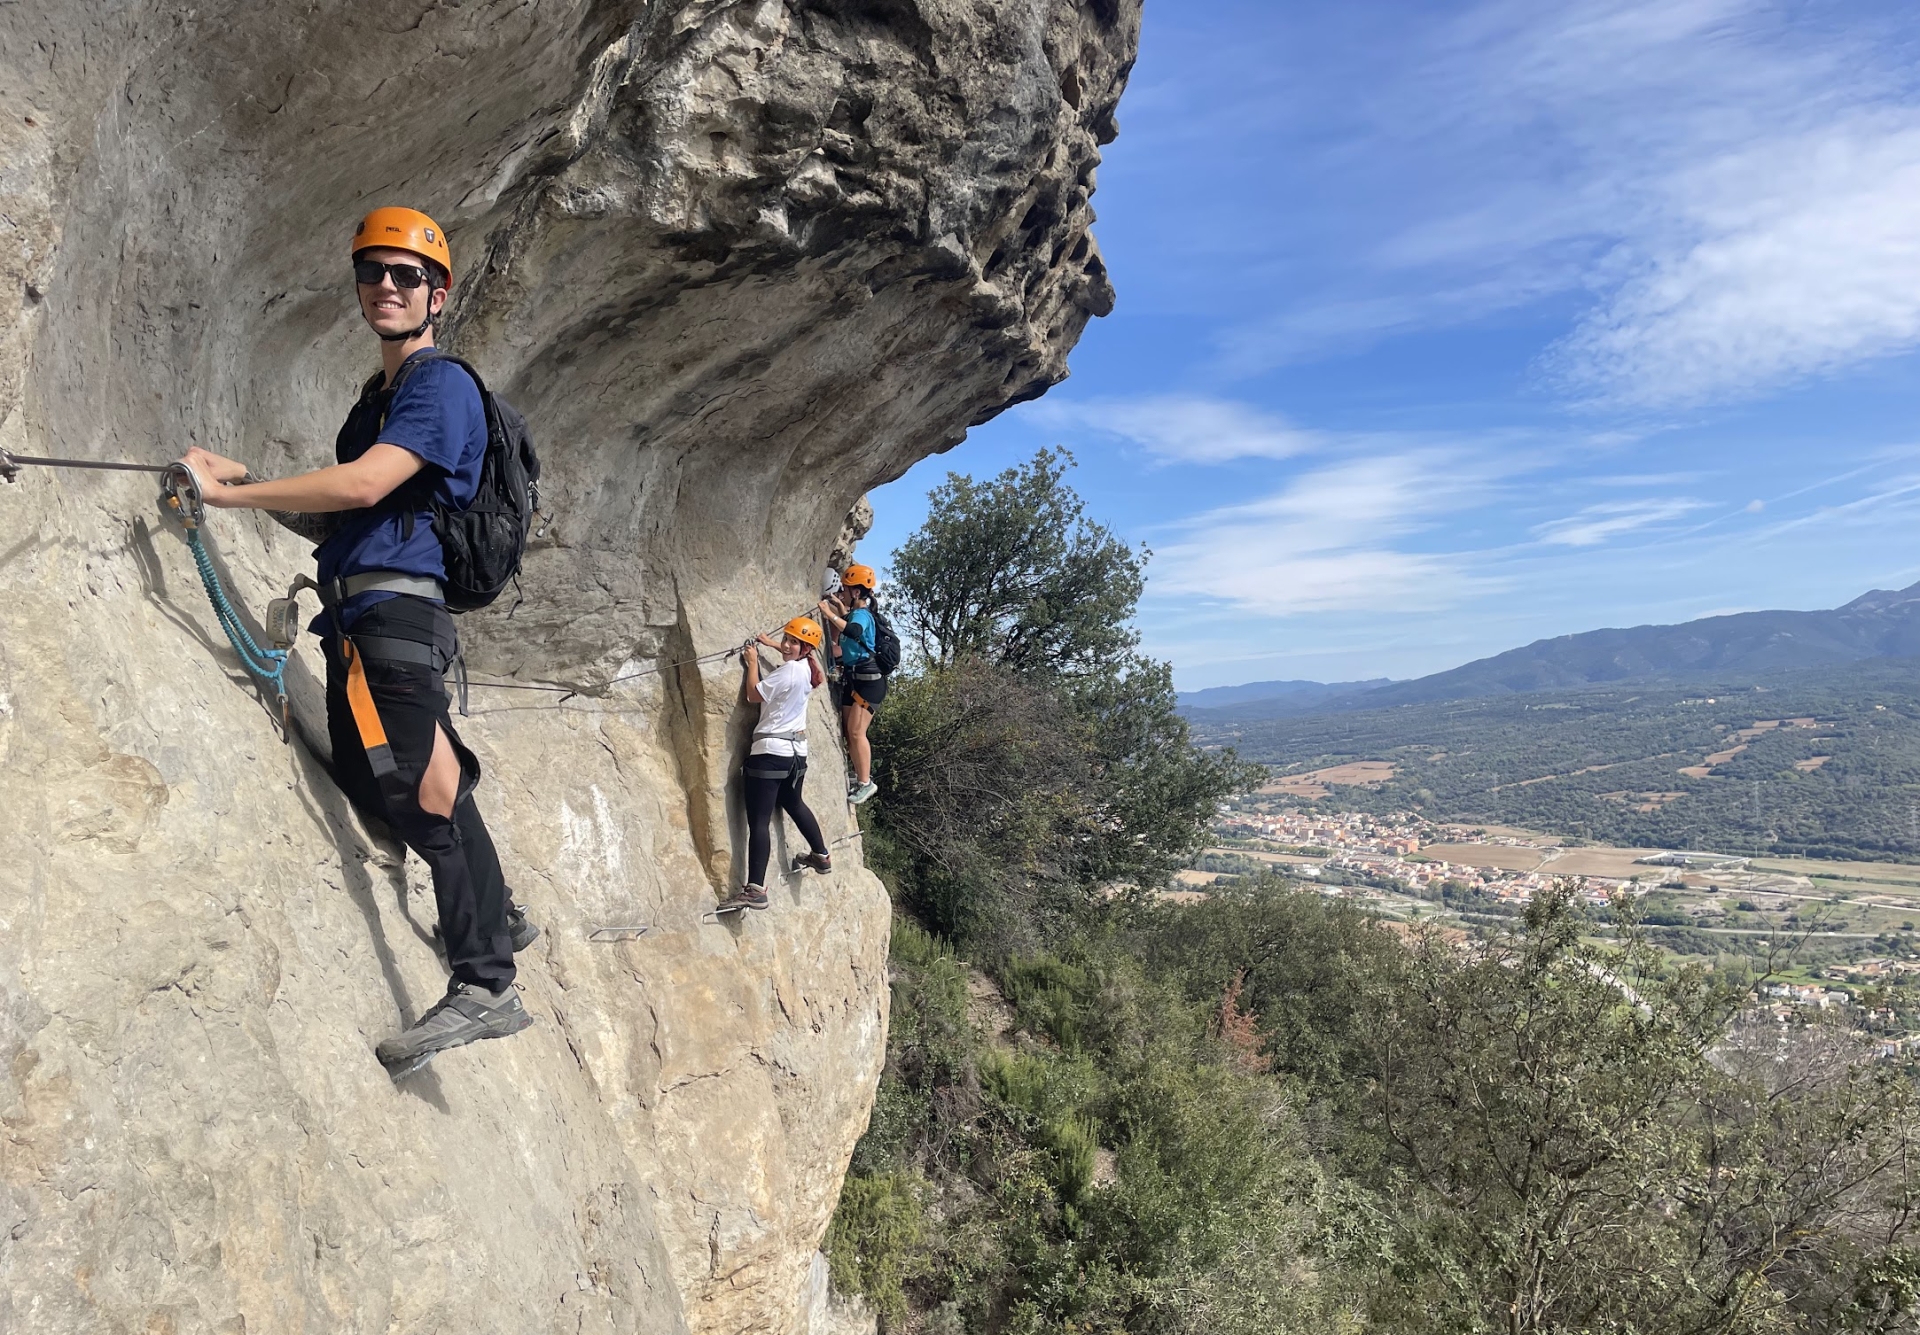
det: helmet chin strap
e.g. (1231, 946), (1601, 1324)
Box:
(371, 291), (442, 343)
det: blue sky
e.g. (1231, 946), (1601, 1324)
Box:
(863, 0), (1920, 690)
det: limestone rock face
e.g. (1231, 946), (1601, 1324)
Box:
(0, 2), (1137, 1332)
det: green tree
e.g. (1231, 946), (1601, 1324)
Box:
(890, 447), (1144, 678)
(869, 450), (1257, 948)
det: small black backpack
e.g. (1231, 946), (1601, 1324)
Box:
(382, 352), (541, 612)
(870, 603), (902, 675)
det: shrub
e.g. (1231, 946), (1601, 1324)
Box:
(824, 1172), (928, 1330)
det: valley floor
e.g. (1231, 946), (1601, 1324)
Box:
(1188, 804), (1920, 1035)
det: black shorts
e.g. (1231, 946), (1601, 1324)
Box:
(835, 673), (888, 711)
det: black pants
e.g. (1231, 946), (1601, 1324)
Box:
(323, 597), (514, 991)
(743, 752), (827, 887)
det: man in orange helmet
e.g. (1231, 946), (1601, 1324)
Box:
(176, 208), (532, 1076)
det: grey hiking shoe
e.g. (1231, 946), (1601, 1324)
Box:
(714, 883), (769, 913)
(376, 980), (532, 1074)
(849, 780), (878, 805)
(506, 902), (541, 952)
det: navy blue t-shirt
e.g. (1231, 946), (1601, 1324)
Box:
(313, 351), (486, 631)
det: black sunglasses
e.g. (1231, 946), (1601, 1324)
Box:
(353, 259), (435, 290)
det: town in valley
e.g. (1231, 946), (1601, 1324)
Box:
(1189, 787), (1920, 1038)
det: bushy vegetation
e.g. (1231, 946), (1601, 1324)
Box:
(828, 454), (1920, 1333)
(839, 886), (1920, 1333)
(831, 915), (1339, 1334)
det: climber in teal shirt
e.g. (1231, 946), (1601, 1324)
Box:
(818, 563), (888, 805)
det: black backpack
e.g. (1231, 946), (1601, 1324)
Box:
(380, 353), (541, 612)
(870, 603), (902, 675)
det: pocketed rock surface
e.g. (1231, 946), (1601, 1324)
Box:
(0, 2), (1138, 1332)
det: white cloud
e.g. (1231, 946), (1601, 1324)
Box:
(1505, 2), (1920, 404)
(1551, 121), (1920, 405)
(1027, 395), (1319, 463)
(1532, 497), (1709, 546)
(1224, 0), (1920, 407)
(1151, 450), (1519, 614)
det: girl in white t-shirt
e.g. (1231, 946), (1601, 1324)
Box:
(717, 617), (833, 912)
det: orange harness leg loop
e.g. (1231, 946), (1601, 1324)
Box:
(343, 639), (399, 779)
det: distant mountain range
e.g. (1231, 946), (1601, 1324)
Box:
(1175, 678), (1393, 712)
(1183, 579), (1920, 720)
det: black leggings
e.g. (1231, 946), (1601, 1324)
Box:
(743, 752), (827, 887)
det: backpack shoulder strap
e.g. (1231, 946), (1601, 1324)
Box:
(386, 349), (451, 394)
(380, 353), (494, 445)
(411, 351), (489, 399)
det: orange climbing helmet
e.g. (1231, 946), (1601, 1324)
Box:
(352, 206), (451, 279)
(783, 616), (824, 649)
(842, 563), (877, 592)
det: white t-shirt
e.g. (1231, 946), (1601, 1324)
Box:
(751, 658), (813, 756)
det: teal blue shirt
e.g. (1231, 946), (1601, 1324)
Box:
(840, 609), (876, 669)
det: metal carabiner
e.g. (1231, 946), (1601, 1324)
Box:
(160, 462), (204, 529)
(266, 574), (318, 651)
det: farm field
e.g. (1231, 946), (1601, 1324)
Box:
(1421, 842), (1554, 873)
(1417, 829), (1920, 946)
(1420, 842), (1672, 878)
(1750, 855), (1920, 888)
(1547, 847), (1674, 877)
(1259, 761), (1395, 799)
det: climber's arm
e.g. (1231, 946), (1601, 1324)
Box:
(743, 639), (767, 705)
(179, 444), (424, 513)
(258, 507), (347, 544)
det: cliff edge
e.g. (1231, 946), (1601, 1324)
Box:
(0, 2), (1138, 1331)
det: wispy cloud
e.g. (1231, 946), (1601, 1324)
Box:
(1027, 395), (1319, 462)
(1588, 472), (1711, 487)
(1151, 450), (1522, 614)
(1742, 474), (1920, 543)
(1549, 120), (1920, 406)
(1533, 497), (1709, 546)
(1220, 0), (1920, 408)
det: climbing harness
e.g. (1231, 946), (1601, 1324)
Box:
(1, 448), (291, 736)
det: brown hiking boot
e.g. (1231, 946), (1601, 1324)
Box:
(714, 883), (769, 913)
